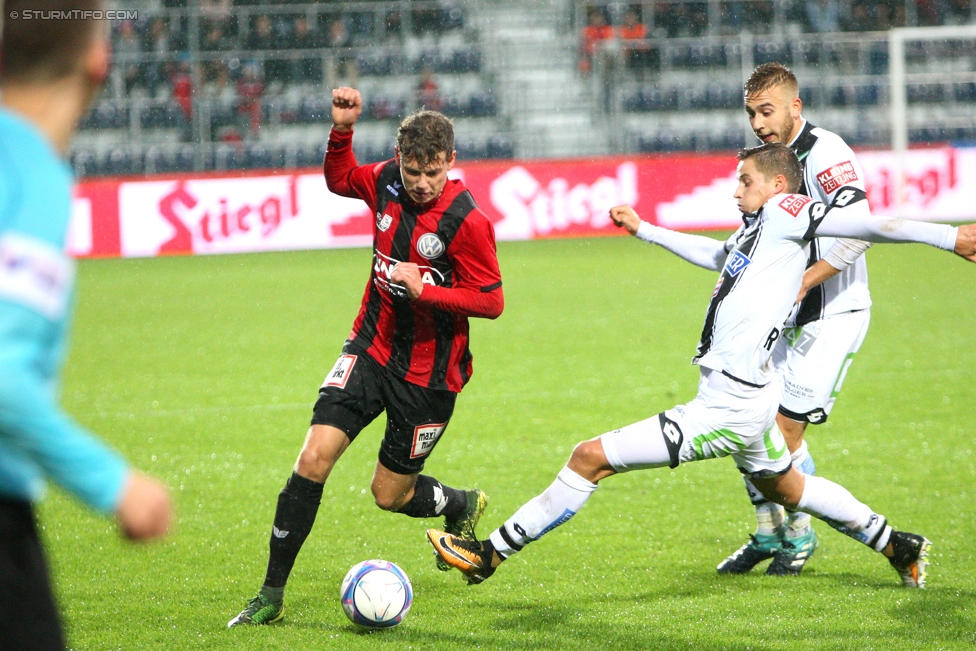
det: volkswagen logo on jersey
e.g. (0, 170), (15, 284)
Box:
(417, 233), (445, 259)
(724, 250), (752, 277)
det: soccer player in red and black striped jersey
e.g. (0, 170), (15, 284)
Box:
(229, 87), (503, 627)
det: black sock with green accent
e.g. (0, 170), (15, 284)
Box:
(263, 472), (323, 588)
(396, 475), (467, 519)
(258, 585), (284, 605)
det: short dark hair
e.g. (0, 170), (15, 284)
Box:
(737, 142), (802, 194)
(396, 110), (455, 167)
(1, 0), (101, 84)
(743, 62), (799, 101)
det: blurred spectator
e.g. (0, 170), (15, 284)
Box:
(247, 15), (288, 84)
(845, 2), (874, 30)
(247, 14), (276, 50)
(288, 16), (323, 83)
(744, 1), (774, 33)
(947, 0), (973, 23)
(289, 16), (320, 49)
(416, 68), (443, 111)
(873, 2), (894, 29)
(201, 0), (231, 23)
(806, 0), (841, 31)
(207, 61), (235, 101)
(579, 8), (613, 74)
(325, 18), (355, 80)
(201, 23), (232, 51)
(412, 5), (442, 34)
(654, 2), (708, 37)
(325, 18), (350, 48)
(144, 17), (171, 53)
(143, 18), (173, 94)
(370, 96), (401, 120)
(237, 63), (266, 138)
(385, 10), (403, 40)
(721, 1), (747, 34)
(171, 59), (193, 123)
(115, 20), (143, 93)
(618, 8), (651, 70)
(915, 0), (944, 26)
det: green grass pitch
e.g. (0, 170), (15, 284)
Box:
(47, 235), (975, 650)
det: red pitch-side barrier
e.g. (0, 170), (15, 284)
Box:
(69, 147), (975, 258)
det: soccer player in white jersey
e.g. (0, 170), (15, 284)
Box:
(427, 142), (976, 589)
(713, 63), (877, 575)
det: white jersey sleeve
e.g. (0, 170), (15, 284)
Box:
(789, 123), (873, 325)
(809, 187), (958, 250)
(635, 221), (731, 272)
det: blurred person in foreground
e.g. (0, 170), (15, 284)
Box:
(228, 87), (503, 627)
(0, 2), (173, 650)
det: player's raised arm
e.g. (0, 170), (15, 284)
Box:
(325, 87), (381, 202)
(609, 205), (730, 271)
(331, 86), (362, 132)
(811, 188), (974, 262)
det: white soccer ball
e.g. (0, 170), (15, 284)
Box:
(340, 560), (413, 628)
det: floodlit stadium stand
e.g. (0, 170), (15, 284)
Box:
(69, 0), (976, 176)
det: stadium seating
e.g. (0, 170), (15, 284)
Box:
(68, 0), (976, 177)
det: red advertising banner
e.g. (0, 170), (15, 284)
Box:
(68, 147), (976, 259)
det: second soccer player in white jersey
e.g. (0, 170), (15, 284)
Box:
(716, 63), (876, 575)
(427, 142), (976, 590)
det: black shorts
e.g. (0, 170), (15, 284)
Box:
(311, 344), (457, 475)
(0, 499), (64, 651)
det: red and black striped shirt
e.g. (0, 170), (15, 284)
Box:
(324, 128), (503, 393)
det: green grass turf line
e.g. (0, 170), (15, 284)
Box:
(41, 236), (976, 650)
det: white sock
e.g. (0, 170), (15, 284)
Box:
(489, 467), (598, 559)
(797, 474), (892, 552)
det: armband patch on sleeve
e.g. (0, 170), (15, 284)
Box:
(828, 186), (867, 208)
(0, 233), (75, 320)
(816, 161), (859, 194)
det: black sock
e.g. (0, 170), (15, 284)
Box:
(396, 475), (467, 519)
(263, 472), (324, 589)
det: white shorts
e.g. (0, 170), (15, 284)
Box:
(600, 368), (790, 478)
(774, 309), (870, 424)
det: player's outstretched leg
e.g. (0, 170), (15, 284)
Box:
(768, 472), (931, 588)
(228, 472), (323, 627)
(436, 489), (488, 571)
(429, 466), (599, 584)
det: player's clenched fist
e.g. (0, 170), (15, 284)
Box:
(609, 205), (642, 236)
(391, 262), (424, 300)
(954, 223), (976, 262)
(332, 87), (363, 132)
